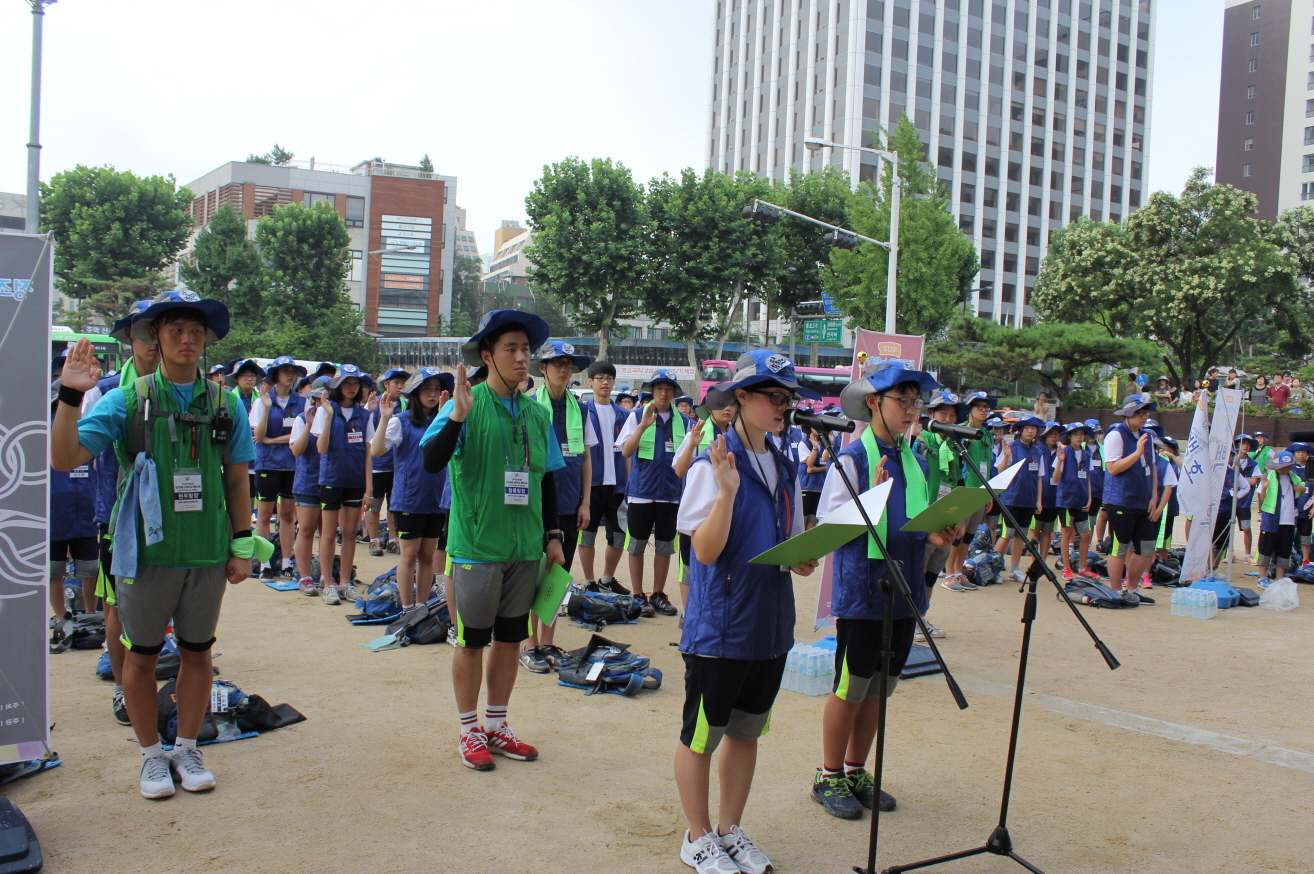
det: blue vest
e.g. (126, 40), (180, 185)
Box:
(1040, 445), (1058, 507)
(585, 400), (629, 493)
(1218, 467), (1236, 518)
(370, 407), (394, 473)
(1155, 456), (1180, 516)
(255, 392), (305, 472)
(830, 436), (930, 621)
(440, 473), (452, 511)
(1001, 439), (1043, 507)
(1087, 445), (1105, 502)
(1056, 445), (1090, 509)
(50, 406), (98, 541)
(292, 409), (321, 496)
(682, 429), (798, 660)
(1102, 423), (1154, 509)
(92, 372), (122, 526)
(319, 402), (370, 488)
(799, 436), (829, 492)
(548, 395), (588, 516)
(628, 411), (690, 502)
(389, 412), (447, 514)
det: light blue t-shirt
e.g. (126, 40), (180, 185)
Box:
(78, 383), (256, 466)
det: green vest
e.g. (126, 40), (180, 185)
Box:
(536, 387), (584, 454)
(118, 370), (237, 568)
(447, 382), (552, 562)
(1261, 469), (1301, 516)
(918, 430), (958, 496)
(960, 419), (991, 487)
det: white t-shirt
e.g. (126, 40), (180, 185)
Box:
(818, 457), (864, 518)
(677, 448), (805, 542)
(1102, 429), (1147, 464)
(1278, 475), (1297, 526)
(310, 405), (375, 441)
(1161, 463), (1178, 489)
(247, 391), (299, 430)
(616, 409), (676, 505)
(593, 401), (618, 485)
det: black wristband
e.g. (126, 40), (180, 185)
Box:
(232, 529), (252, 540)
(58, 385), (85, 407)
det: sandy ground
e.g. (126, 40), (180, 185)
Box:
(11, 545), (1314, 874)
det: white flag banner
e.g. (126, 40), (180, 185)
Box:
(1180, 389), (1244, 581)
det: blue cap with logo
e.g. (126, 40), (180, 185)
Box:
(642, 368), (684, 392)
(129, 290), (231, 343)
(532, 340), (590, 371)
(725, 350), (822, 400)
(263, 356), (308, 383)
(328, 363), (375, 391)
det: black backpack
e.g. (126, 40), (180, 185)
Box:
(384, 598), (450, 645)
(565, 590), (640, 631)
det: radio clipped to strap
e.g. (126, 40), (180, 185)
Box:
(125, 375), (232, 462)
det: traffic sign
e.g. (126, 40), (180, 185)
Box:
(820, 293), (840, 315)
(802, 319), (842, 343)
(1135, 373), (1148, 387)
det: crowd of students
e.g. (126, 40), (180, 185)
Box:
(53, 295), (1310, 874)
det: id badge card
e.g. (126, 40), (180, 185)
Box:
(665, 440), (675, 454)
(282, 417), (296, 428)
(979, 461), (988, 479)
(347, 427), (364, 445)
(1077, 469), (1087, 479)
(174, 467), (203, 513)
(504, 467), (530, 505)
(70, 465), (91, 479)
(1028, 461), (1039, 472)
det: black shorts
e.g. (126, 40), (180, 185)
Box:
(1058, 507), (1088, 528)
(584, 484), (625, 538)
(1212, 516), (1233, 553)
(392, 510), (447, 541)
(679, 653), (787, 755)
(50, 535), (98, 563)
(1105, 505), (1157, 553)
(320, 485), (366, 511)
(679, 533), (692, 572)
(1297, 516), (1312, 538)
(98, 524), (116, 596)
(1258, 526), (1296, 564)
(627, 501), (678, 543)
(832, 616), (918, 702)
(1034, 507), (1059, 525)
(802, 490), (822, 518)
(248, 471), (257, 501)
(1088, 498), (1103, 517)
(256, 469), (296, 502)
(1005, 505), (1035, 533)
(557, 513), (580, 573)
(1235, 506), (1252, 522)
(371, 471), (394, 508)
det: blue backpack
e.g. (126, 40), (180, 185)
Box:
(348, 568), (402, 624)
(556, 635), (662, 696)
(565, 589), (640, 631)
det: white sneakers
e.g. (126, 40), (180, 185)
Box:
(321, 585), (341, 605)
(139, 749), (216, 799)
(139, 754), (175, 799)
(681, 826), (773, 874)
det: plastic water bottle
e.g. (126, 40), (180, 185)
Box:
(1203, 590), (1218, 619)
(1171, 589), (1181, 616)
(1190, 589), (1203, 619)
(783, 647), (798, 692)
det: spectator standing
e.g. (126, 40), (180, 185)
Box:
(1153, 377), (1174, 406)
(1267, 378), (1290, 409)
(1250, 376), (1270, 408)
(1225, 369), (1240, 390)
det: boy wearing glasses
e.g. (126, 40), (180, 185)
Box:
(579, 361), (631, 592)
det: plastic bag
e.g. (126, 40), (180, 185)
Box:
(1259, 578), (1300, 612)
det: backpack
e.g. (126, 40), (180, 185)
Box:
(565, 588), (640, 631)
(69, 612), (106, 649)
(157, 678), (304, 744)
(556, 634), (662, 696)
(346, 568), (402, 623)
(1063, 580), (1135, 609)
(386, 598), (451, 645)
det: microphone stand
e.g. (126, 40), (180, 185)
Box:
(882, 434), (1120, 874)
(810, 429), (969, 874)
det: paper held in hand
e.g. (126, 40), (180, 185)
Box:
(749, 481), (893, 566)
(533, 558), (575, 627)
(900, 459), (1025, 533)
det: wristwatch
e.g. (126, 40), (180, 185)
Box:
(545, 530), (564, 543)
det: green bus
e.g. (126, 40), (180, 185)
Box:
(51, 326), (124, 374)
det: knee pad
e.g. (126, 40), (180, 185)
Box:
(73, 558), (100, 579)
(578, 529), (597, 549)
(492, 612), (531, 644)
(654, 538), (676, 557)
(175, 636), (216, 653)
(627, 536), (648, 556)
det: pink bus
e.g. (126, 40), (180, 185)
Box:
(699, 359), (850, 408)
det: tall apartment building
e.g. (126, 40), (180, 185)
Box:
(707, 0), (1155, 326)
(451, 206), (481, 261)
(483, 225), (533, 285)
(1216, 0), (1312, 221)
(181, 157), (457, 338)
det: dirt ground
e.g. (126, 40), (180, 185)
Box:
(12, 545), (1314, 874)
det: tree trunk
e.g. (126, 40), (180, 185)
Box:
(687, 302), (703, 371)
(597, 294), (619, 361)
(716, 285), (743, 360)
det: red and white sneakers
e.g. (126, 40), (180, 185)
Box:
(459, 729), (496, 771)
(486, 723), (539, 761)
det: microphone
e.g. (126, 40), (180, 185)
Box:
(927, 420), (985, 441)
(787, 408), (856, 433)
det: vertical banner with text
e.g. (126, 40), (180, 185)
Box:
(0, 234), (52, 765)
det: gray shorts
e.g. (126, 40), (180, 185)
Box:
(117, 563), (227, 653)
(923, 543), (951, 578)
(451, 559), (539, 647)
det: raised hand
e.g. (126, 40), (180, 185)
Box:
(451, 364), (473, 421)
(378, 397), (395, 419)
(708, 434), (740, 495)
(640, 400), (657, 428)
(259, 382), (273, 407)
(871, 456), (890, 486)
(60, 338), (101, 392)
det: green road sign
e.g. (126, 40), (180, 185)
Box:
(802, 319), (841, 343)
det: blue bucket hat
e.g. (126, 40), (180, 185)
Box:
(1039, 421), (1062, 439)
(840, 362), (941, 422)
(614, 385), (635, 401)
(1011, 415), (1045, 433)
(986, 416), (1007, 429)
(1267, 450), (1296, 471)
(50, 353), (66, 378)
(642, 368), (683, 392)
(1254, 430), (1270, 439)
(263, 355), (309, 383)
(1062, 422), (1089, 437)
(208, 364), (227, 377)
(723, 350), (822, 401)
(129, 290), (231, 344)
(1084, 418), (1103, 434)
(402, 366), (455, 396)
(1236, 433), (1256, 450)
(224, 358), (266, 387)
(532, 340), (590, 372)
(926, 389), (960, 410)
(962, 390), (997, 412)
(460, 309), (550, 367)
(638, 391), (653, 405)
(674, 395), (694, 408)
(1160, 435), (1179, 451)
(328, 363), (375, 391)
(306, 376), (332, 399)
(379, 368), (411, 385)
(696, 382), (736, 420)
(1114, 393), (1156, 417)
(1288, 442), (1313, 454)
(109, 299), (155, 343)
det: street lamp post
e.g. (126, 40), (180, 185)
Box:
(26, 1), (56, 235)
(805, 137), (900, 334)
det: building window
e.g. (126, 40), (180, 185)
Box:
(304, 192), (333, 208)
(1243, 164), (1252, 178)
(1252, 5), (1261, 19)
(1304, 154), (1314, 173)
(1303, 182), (1314, 201)
(1251, 32), (1260, 46)
(1247, 111), (1255, 124)
(1248, 84), (1257, 99)
(345, 196), (365, 228)
(349, 250), (363, 282)
(1307, 129), (1314, 146)
(1246, 137), (1255, 150)
(1249, 58), (1259, 72)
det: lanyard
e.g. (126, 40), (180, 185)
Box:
(494, 394), (530, 467)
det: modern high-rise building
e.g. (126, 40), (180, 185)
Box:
(707, 0), (1155, 326)
(1216, 0), (1310, 221)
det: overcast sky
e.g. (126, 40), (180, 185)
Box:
(0, 0), (1220, 251)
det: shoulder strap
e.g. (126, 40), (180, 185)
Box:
(125, 375), (156, 459)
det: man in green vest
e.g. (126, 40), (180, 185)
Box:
(52, 291), (257, 801)
(420, 310), (566, 771)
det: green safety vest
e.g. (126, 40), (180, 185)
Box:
(447, 382), (552, 562)
(1260, 469), (1302, 516)
(535, 388), (584, 454)
(117, 369), (238, 569)
(861, 428), (928, 559)
(637, 403), (686, 459)
(917, 430), (958, 496)
(959, 419), (992, 487)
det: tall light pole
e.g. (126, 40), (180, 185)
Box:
(805, 138), (900, 334)
(26, 0), (55, 235)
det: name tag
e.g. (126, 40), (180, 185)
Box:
(979, 462), (988, 478)
(665, 441), (675, 454)
(505, 469), (530, 505)
(1077, 469), (1087, 479)
(1028, 461), (1039, 471)
(938, 483), (953, 499)
(174, 472), (203, 512)
(347, 430), (364, 444)
(561, 442), (572, 455)
(70, 465), (90, 479)
(282, 418), (296, 428)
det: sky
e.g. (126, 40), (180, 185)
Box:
(0, 0), (1221, 252)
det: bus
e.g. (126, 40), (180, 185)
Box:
(51, 326), (124, 374)
(700, 358), (850, 408)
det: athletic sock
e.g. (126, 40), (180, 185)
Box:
(1009, 563), (1020, 573)
(485, 706), (507, 733)
(114, 684), (123, 695)
(458, 710), (479, 735)
(843, 760), (865, 774)
(175, 737), (197, 752)
(821, 765), (843, 779)
(141, 741), (164, 760)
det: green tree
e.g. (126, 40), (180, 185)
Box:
(40, 165), (193, 300)
(178, 204), (264, 322)
(645, 169), (780, 368)
(246, 144), (294, 166)
(1034, 168), (1309, 384)
(419, 154), (434, 173)
(255, 202), (352, 325)
(928, 315), (1159, 403)
(448, 253), (485, 336)
(524, 157), (648, 359)
(765, 164), (852, 319)
(825, 116), (977, 336)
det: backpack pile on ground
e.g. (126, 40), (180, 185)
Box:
(557, 634), (662, 696)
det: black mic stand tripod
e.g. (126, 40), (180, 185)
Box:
(880, 433), (1121, 874)
(809, 428), (970, 874)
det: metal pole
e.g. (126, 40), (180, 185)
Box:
(26, 1), (49, 235)
(885, 169), (900, 334)
(789, 309), (797, 363)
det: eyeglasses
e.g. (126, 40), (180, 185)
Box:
(590, 375), (615, 382)
(881, 394), (925, 410)
(749, 389), (800, 408)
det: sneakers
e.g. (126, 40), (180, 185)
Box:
(634, 594), (656, 618)
(650, 591), (679, 616)
(112, 689), (130, 726)
(846, 768), (897, 812)
(1131, 589), (1155, 604)
(914, 622), (946, 642)
(369, 541), (384, 557)
(1121, 590), (1142, 606)
(519, 646), (550, 673)
(1078, 568), (1101, 580)
(811, 770), (863, 819)
(1006, 569), (1026, 583)
(940, 576), (966, 592)
(459, 729), (496, 770)
(680, 829), (742, 874)
(321, 585), (341, 605)
(298, 578), (318, 597)
(1061, 567), (1074, 581)
(139, 753), (175, 799)
(259, 566), (278, 581)
(718, 824), (773, 874)
(170, 747), (216, 792)
(539, 645), (569, 669)
(446, 625), (458, 647)
(486, 723), (538, 761)
(1140, 572), (1154, 589)
(601, 576), (629, 595)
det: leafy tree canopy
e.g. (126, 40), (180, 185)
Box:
(178, 204), (264, 323)
(246, 144), (294, 165)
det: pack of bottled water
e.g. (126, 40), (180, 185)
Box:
(1170, 588), (1218, 619)
(781, 644), (836, 696)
